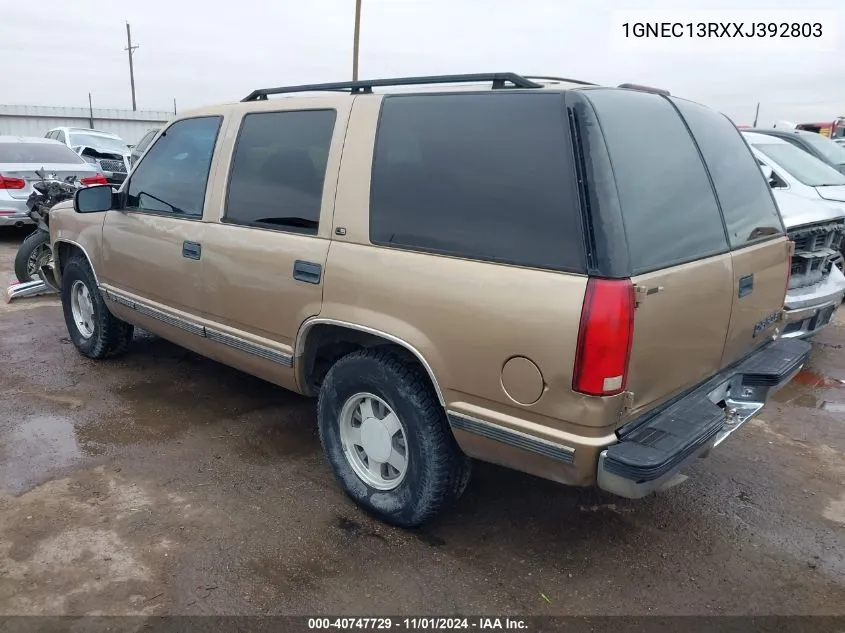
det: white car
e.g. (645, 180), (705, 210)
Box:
(45, 127), (130, 186)
(743, 131), (845, 337)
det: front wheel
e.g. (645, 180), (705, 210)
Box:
(61, 256), (134, 359)
(318, 349), (471, 527)
(14, 230), (50, 283)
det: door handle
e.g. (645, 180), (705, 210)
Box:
(293, 260), (322, 284)
(738, 274), (754, 298)
(182, 241), (202, 260)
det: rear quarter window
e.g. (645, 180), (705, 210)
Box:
(582, 88), (728, 274)
(671, 99), (784, 247)
(369, 92), (585, 272)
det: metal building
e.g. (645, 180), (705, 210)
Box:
(0, 104), (172, 146)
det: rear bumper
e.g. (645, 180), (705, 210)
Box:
(597, 337), (811, 499)
(0, 212), (34, 227)
(781, 266), (845, 338)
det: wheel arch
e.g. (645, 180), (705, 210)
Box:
(54, 239), (99, 288)
(295, 318), (446, 406)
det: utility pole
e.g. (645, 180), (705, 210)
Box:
(125, 22), (139, 111)
(173, 97), (177, 115)
(88, 93), (94, 128)
(753, 102), (760, 127)
(352, 0), (362, 81)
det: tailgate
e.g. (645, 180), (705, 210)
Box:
(721, 237), (791, 366)
(626, 253), (734, 417)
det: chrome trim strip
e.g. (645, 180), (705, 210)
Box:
(101, 288), (292, 367)
(54, 239), (100, 286)
(295, 317), (445, 405)
(447, 412), (576, 464)
(205, 327), (293, 367)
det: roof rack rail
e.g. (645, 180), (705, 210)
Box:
(617, 83), (671, 96)
(522, 75), (597, 86)
(241, 72), (543, 102)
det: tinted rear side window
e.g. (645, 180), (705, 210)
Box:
(370, 92), (585, 272)
(672, 99), (783, 247)
(583, 89), (728, 274)
(0, 142), (84, 164)
(225, 110), (336, 235)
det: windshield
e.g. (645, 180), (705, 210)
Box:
(0, 142), (85, 164)
(751, 141), (845, 187)
(69, 133), (127, 154)
(799, 133), (845, 165)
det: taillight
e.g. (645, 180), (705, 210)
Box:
(573, 278), (636, 397)
(80, 173), (108, 186)
(0, 175), (26, 189)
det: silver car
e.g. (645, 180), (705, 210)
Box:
(743, 131), (845, 338)
(0, 136), (104, 228)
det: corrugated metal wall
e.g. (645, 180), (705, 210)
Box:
(0, 104), (172, 145)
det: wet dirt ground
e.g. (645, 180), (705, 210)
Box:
(0, 229), (843, 618)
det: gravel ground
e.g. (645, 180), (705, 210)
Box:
(0, 228), (843, 621)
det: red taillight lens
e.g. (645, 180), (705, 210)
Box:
(572, 278), (636, 397)
(80, 173), (108, 186)
(0, 175), (26, 189)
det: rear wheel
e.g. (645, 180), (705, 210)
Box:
(318, 348), (471, 527)
(14, 230), (50, 283)
(61, 256), (134, 359)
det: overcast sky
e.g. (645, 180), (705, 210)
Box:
(2, 0), (843, 126)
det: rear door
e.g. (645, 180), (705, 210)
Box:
(579, 89), (735, 414)
(672, 98), (789, 366)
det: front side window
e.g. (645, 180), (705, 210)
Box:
(750, 140), (845, 187)
(225, 109), (336, 234)
(672, 98), (783, 247)
(583, 88), (728, 274)
(126, 116), (221, 217)
(369, 92), (585, 272)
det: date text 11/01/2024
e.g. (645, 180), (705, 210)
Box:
(307, 618), (528, 630)
(622, 22), (823, 38)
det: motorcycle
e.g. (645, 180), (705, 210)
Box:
(13, 170), (83, 285)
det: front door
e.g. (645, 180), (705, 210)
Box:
(199, 101), (349, 358)
(99, 116), (224, 322)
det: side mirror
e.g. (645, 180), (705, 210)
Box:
(74, 185), (114, 213)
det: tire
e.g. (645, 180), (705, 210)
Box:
(14, 230), (50, 283)
(318, 348), (471, 527)
(61, 255), (134, 359)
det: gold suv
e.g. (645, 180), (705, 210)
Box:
(49, 73), (812, 526)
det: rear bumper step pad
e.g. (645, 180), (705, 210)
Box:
(600, 338), (811, 492)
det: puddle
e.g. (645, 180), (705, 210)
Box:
(0, 415), (84, 494)
(771, 367), (845, 412)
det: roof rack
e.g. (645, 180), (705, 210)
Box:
(522, 75), (597, 86)
(617, 83), (671, 96)
(241, 72), (544, 102)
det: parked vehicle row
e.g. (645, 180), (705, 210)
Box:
(743, 132), (845, 338)
(47, 73), (813, 527)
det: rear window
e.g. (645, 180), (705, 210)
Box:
(369, 92), (585, 272)
(672, 99), (784, 247)
(793, 133), (845, 165)
(582, 89), (728, 274)
(0, 142), (84, 164)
